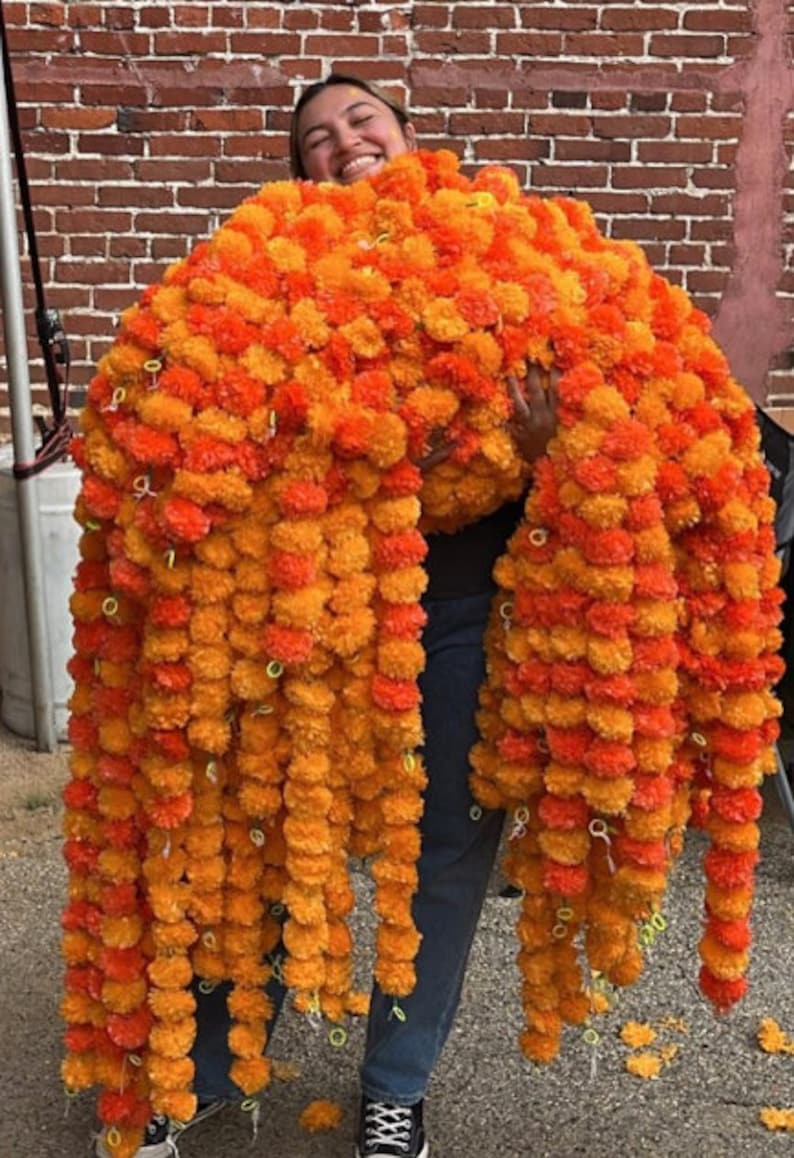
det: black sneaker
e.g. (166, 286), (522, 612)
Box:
(94, 1100), (224, 1158)
(355, 1098), (429, 1158)
(94, 1114), (174, 1158)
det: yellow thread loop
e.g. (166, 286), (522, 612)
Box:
(328, 1026), (348, 1048)
(469, 804), (483, 822)
(105, 1127), (122, 1149)
(266, 660), (283, 679)
(101, 596), (119, 618)
(202, 930), (217, 950)
(198, 979), (218, 994)
(249, 828), (266, 847)
(402, 751), (416, 772)
(691, 731), (707, 747)
(252, 702), (274, 716)
(143, 359), (162, 374)
(583, 1028), (600, 1046)
(528, 527), (549, 547)
(111, 386), (126, 407)
(388, 999), (407, 1023)
(165, 547), (176, 569)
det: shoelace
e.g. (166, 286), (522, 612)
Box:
(364, 1102), (413, 1152)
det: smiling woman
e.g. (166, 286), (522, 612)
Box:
(289, 73), (417, 185)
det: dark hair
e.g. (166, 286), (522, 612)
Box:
(289, 72), (411, 179)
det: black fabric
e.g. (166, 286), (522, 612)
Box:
(423, 498), (524, 600)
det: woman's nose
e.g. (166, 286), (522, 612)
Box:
(334, 122), (360, 152)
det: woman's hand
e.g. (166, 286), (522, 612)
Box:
(506, 363), (560, 465)
(415, 428), (459, 473)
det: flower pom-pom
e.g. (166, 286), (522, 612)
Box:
(299, 1099), (343, 1134)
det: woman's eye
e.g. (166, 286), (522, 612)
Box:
(307, 135), (330, 151)
(351, 116), (373, 127)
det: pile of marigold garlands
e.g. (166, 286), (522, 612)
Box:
(61, 150), (783, 1155)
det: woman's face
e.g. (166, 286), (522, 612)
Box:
(296, 84), (416, 185)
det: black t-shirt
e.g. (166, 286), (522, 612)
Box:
(423, 499), (525, 600)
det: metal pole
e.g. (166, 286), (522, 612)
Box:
(0, 29), (56, 751)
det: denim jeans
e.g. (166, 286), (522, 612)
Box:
(191, 588), (503, 1106)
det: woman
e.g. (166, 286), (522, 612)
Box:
(95, 74), (557, 1158)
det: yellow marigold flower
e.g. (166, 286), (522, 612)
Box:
(620, 1021), (657, 1048)
(760, 1108), (794, 1132)
(758, 1017), (794, 1055)
(241, 344), (288, 385)
(340, 316), (386, 359)
(266, 236), (307, 273)
(625, 1052), (663, 1080)
(421, 299), (469, 343)
(299, 1100), (343, 1134)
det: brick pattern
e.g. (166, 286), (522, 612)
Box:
(1, 1), (792, 429)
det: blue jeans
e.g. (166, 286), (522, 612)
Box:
(191, 589), (503, 1105)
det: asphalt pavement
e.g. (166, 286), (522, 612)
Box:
(1, 725), (793, 1158)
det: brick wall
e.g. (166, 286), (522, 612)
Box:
(1, 0), (793, 434)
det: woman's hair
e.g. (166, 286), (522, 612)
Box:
(289, 72), (411, 179)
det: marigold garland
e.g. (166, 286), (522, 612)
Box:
(62, 150), (782, 1154)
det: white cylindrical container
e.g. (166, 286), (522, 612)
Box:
(0, 443), (80, 740)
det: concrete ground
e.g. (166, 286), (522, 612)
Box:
(1, 720), (793, 1158)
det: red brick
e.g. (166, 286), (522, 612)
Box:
(56, 158), (135, 181)
(7, 27), (71, 51)
(55, 209), (132, 233)
(613, 218), (686, 241)
(565, 32), (645, 56)
(133, 211), (208, 234)
(173, 5), (211, 28)
(519, 7), (598, 32)
(683, 10), (753, 33)
(495, 32), (563, 54)
(30, 3), (65, 26)
(670, 93), (707, 112)
(530, 163), (610, 187)
(474, 138), (551, 161)
(109, 237), (149, 258)
(414, 6), (451, 29)
(320, 11), (355, 32)
(155, 31), (227, 53)
(637, 141), (714, 164)
(177, 186), (251, 208)
(41, 107), (116, 130)
(590, 93), (628, 111)
(135, 159), (212, 183)
(650, 34), (726, 58)
(651, 192), (730, 216)
(138, 7), (170, 28)
(454, 6), (516, 29)
(303, 34), (380, 55)
(612, 166), (689, 190)
(449, 111), (526, 135)
(106, 8), (135, 30)
(248, 7), (283, 28)
(692, 169), (737, 190)
(149, 134), (222, 157)
(212, 5), (243, 28)
(555, 139), (631, 162)
(192, 109), (264, 131)
(65, 4), (102, 27)
(78, 30), (150, 54)
(668, 244), (708, 265)
(56, 259), (131, 284)
(99, 186), (175, 209)
(676, 115), (742, 139)
(228, 32), (301, 53)
(601, 8), (678, 32)
(415, 30), (492, 54)
(70, 235), (108, 257)
(593, 115), (671, 139)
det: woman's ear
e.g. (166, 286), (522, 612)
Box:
(404, 122), (418, 152)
